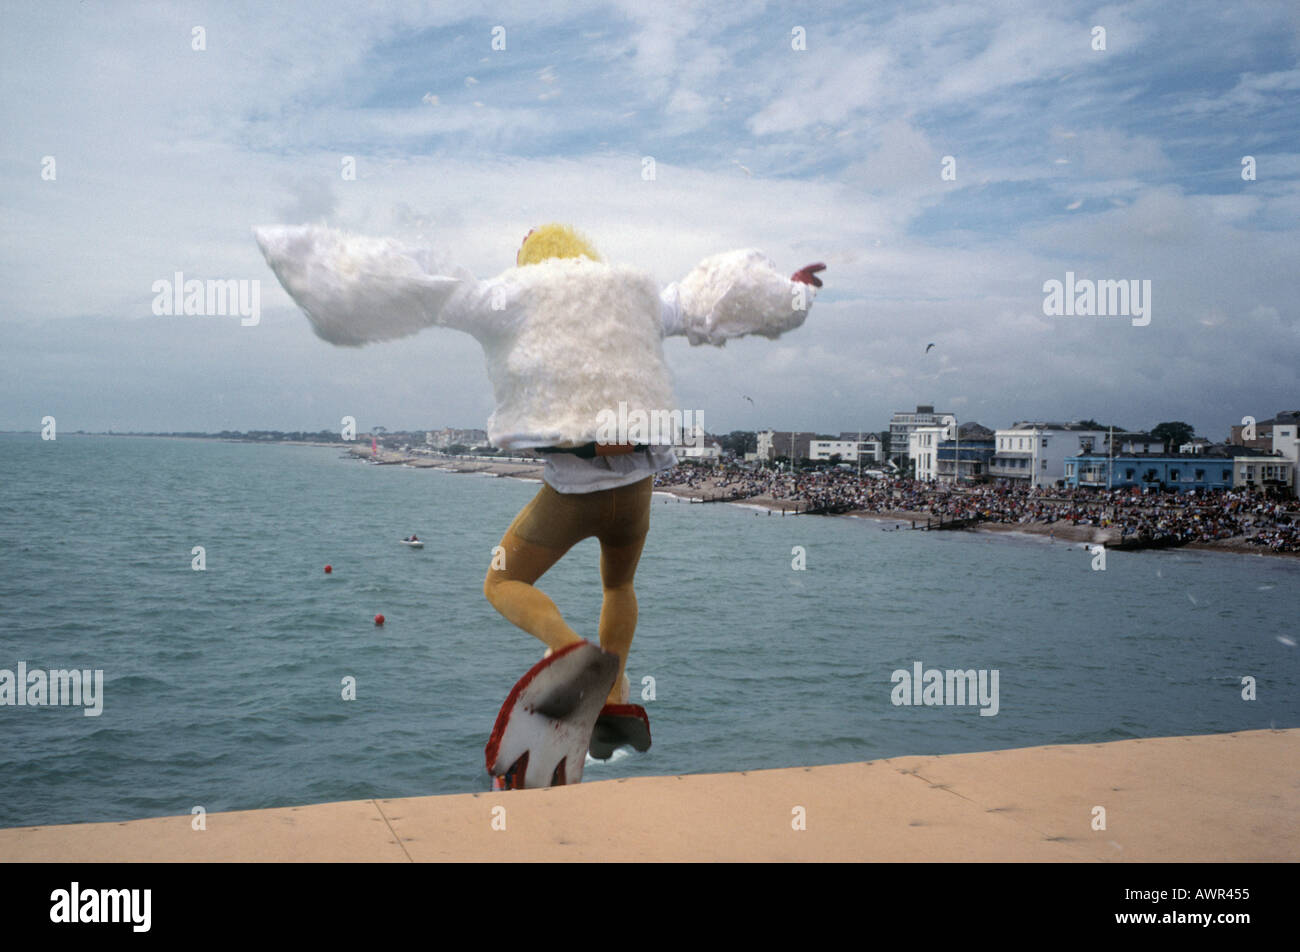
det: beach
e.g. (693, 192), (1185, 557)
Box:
(362, 450), (1297, 558)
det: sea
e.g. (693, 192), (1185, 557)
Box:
(1, 432), (1297, 829)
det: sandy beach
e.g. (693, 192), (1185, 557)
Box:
(2, 729), (1293, 861)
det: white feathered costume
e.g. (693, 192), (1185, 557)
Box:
(253, 225), (815, 451)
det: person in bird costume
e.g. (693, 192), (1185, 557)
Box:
(254, 221), (824, 718)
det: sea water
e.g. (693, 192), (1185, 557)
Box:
(1, 433), (1297, 828)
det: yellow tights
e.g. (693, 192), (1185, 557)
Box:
(483, 477), (652, 703)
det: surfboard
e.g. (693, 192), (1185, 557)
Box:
(485, 641), (618, 790)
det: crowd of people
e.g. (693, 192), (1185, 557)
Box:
(652, 463), (1300, 552)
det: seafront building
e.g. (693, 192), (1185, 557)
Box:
(1232, 419), (1299, 495)
(1104, 431), (1165, 454)
(423, 409), (1299, 496)
(755, 431), (822, 463)
(1063, 436), (1297, 495)
(990, 423), (1110, 488)
(888, 405), (954, 464)
(1228, 409), (1300, 452)
(939, 423), (997, 484)
(426, 427), (489, 449)
(909, 421), (995, 483)
(936, 438), (997, 483)
(908, 425), (947, 481)
(1064, 452), (1238, 492)
(1231, 454), (1296, 494)
(808, 437), (883, 463)
(839, 432), (886, 462)
(673, 423), (723, 461)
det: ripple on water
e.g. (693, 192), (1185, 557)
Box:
(1, 434), (1297, 828)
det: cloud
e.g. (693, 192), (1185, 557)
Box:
(276, 177), (339, 224)
(1, 0), (1296, 439)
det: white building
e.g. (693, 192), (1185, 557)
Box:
(908, 425), (950, 481)
(427, 427), (488, 449)
(889, 406), (954, 462)
(1228, 423), (1299, 495)
(1232, 455), (1296, 494)
(808, 438), (882, 462)
(1270, 421), (1299, 497)
(1106, 432), (1164, 454)
(1273, 421), (1299, 459)
(991, 423), (1107, 488)
(674, 423), (723, 461)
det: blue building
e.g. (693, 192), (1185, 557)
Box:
(1064, 453), (1237, 492)
(936, 440), (996, 483)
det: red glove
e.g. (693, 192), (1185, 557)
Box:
(791, 263), (825, 287)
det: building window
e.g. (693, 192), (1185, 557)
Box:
(1222, 470), (1230, 480)
(1171, 470), (1180, 481)
(1195, 469), (1205, 481)
(1125, 469), (1135, 479)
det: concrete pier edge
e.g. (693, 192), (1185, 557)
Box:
(2, 728), (1295, 862)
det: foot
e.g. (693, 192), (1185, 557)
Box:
(590, 704), (652, 759)
(606, 674), (630, 705)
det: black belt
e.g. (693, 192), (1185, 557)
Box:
(535, 442), (650, 459)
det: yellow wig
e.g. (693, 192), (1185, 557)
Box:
(516, 223), (601, 267)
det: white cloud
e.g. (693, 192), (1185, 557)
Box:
(0, 0), (1295, 437)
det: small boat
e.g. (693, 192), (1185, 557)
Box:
(400, 538), (424, 548)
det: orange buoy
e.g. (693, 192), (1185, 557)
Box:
(324, 564), (333, 574)
(374, 613), (385, 626)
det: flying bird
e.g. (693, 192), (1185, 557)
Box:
(925, 342), (935, 353)
(743, 395), (755, 405)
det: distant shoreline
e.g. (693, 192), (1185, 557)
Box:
(41, 434), (1292, 561)
(352, 447), (1299, 562)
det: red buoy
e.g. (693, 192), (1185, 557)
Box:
(324, 564), (333, 574)
(374, 613), (385, 626)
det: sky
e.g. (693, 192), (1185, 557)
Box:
(2, 0), (1297, 440)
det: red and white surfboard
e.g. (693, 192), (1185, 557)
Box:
(485, 642), (619, 790)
